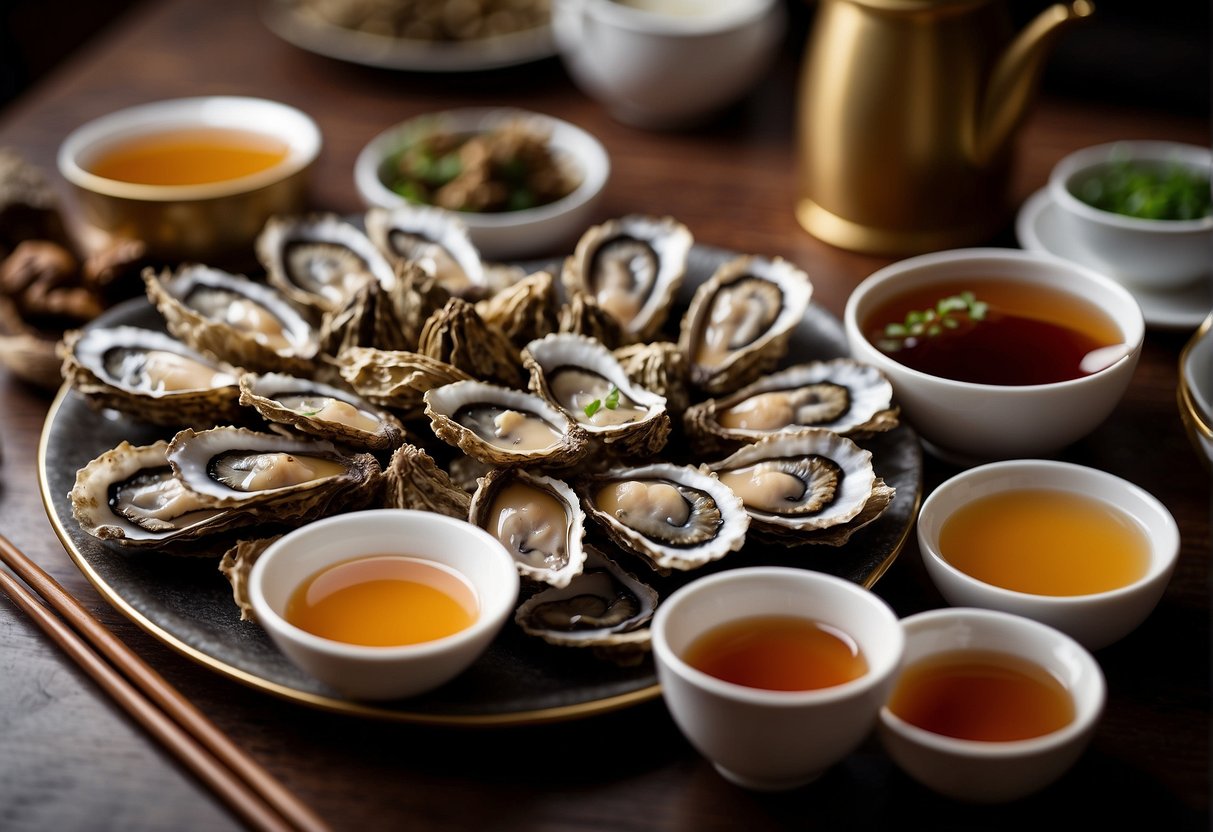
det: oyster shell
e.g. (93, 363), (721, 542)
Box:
(143, 265), (319, 375)
(556, 290), (625, 349)
(317, 261), (443, 356)
(683, 359), (900, 456)
(423, 380), (591, 468)
(60, 326), (242, 427)
(612, 341), (691, 417)
(238, 372), (408, 451)
(166, 426), (381, 520)
(706, 431), (894, 546)
(523, 332), (670, 458)
(364, 204), (486, 297)
(561, 215), (693, 343)
(475, 270), (560, 350)
(382, 443), (471, 519)
(219, 535), (280, 621)
(70, 440), (250, 547)
(469, 467), (587, 588)
(678, 255), (813, 395)
(514, 545), (658, 654)
(337, 347), (473, 419)
(417, 297), (525, 388)
(257, 213), (396, 314)
(578, 462), (749, 572)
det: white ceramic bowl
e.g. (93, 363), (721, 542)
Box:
(879, 608), (1105, 803)
(916, 459), (1179, 650)
(354, 107), (609, 260)
(843, 248), (1145, 463)
(1179, 312), (1213, 469)
(248, 509), (520, 701)
(552, 0), (785, 128)
(58, 96), (320, 261)
(651, 567), (904, 792)
(1049, 140), (1213, 290)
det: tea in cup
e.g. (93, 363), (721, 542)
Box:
(650, 567), (904, 791)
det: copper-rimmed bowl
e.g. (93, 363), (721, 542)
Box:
(58, 96), (321, 262)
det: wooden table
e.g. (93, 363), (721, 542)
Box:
(0, 1), (1208, 829)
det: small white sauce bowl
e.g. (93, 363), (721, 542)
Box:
(1049, 140), (1213, 290)
(879, 608), (1105, 803)
(354, 107), (610, 260)
(916, 459), (1180, 650)
(1179, 312), (1213, 469)
(651, 567), (904, 792)
(552, 0), (786, 128)
(248, 509), (520, 701)
(843, 248), (1145, 463)
(58, 96), (320, 261)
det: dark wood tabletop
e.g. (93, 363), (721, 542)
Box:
(0, 1), (1208, 829)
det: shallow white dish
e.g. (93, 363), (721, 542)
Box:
(1179, 312), (1213, 467)
(355, 107), (610, 259)
(1017, 187), (1212, 330)
(261, 0), (555, 72)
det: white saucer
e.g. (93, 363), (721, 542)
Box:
(1016, 187), (1213, 330)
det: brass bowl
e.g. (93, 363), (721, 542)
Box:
(57, 96), (321, 264)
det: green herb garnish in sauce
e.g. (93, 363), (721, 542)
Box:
(584, 385), (621, 417)
(877, 291), (987, 353)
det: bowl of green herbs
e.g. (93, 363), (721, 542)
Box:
(355, 108), (609, 259)
(1049, 141), (1212, 290)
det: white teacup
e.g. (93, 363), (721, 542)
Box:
(651, 567), (904, 791)
(552, 0), (785, 128)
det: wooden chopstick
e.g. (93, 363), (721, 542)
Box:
(0, 533), (331, 832)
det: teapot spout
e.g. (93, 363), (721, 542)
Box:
(974, 0), (1094, 164)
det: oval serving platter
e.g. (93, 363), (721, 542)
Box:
(39, 245), (922, 726)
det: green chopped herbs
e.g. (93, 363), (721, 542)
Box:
(877, 291), (987, 353)
(584, 385), (621, 417)
(1074, 158), (1212, 221)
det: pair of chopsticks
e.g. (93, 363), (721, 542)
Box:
(0, 533), (331, 832)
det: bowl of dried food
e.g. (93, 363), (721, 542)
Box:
(354, 108), (609, 260)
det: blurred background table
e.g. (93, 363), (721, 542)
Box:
(0, 0), (1208, 829)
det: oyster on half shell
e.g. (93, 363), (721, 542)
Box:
(683, 359), (899, 455)
(579, 462), (749, 572)
(707, 431), (894, 547)
(678, 255), (813, 395)
(60, 326), (242, 427)
(238, 372), (407, 451)
(257, 213), (396, 314)
(514, 545), (658, 655)
(423, 380), (590, 468)
(70, 440), (251, 548)
(364, 204), (486, 297)
(561, 215), (692, 343)
(166, 426), (381, 522)
(469, 467), (587, 588)
(143, 265), (319, 376)
(523, 332), (670, 458)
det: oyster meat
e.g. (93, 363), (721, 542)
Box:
(561, 215), (692, 343)
(469, 467), (587, 588)
(678, 255), (813, 395)
(579, 462), (749, 572)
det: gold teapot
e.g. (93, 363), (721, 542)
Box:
(795, 0), (1094, 255)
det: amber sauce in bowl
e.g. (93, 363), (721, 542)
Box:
(87, 127), (290, 187)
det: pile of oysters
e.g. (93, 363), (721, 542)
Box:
(63, 206), (899, 665)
